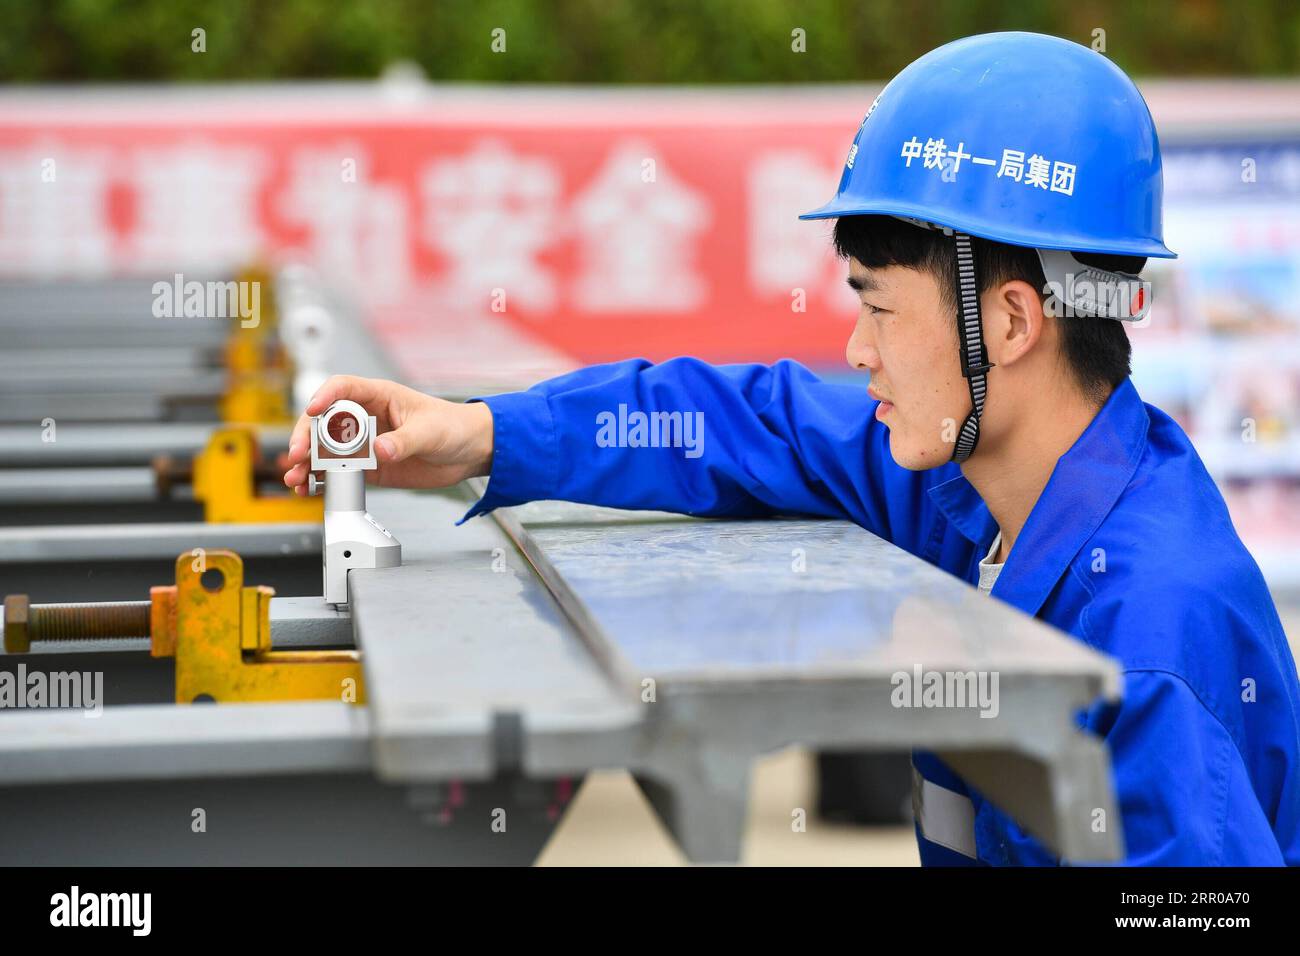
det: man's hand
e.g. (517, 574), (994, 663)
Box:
(281, 375), (494, 494)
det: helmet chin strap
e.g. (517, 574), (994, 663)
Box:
(889, 218), (995, 463)
(950, 231), (995, 463)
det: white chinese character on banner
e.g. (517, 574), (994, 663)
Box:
(0, 144), (114, 277)
(1025, 154), (1051, 189)
(128, 142), (267, 271)
(900, 137), (923, 167)
(571, 140), (710, 312)
(421, 140), (561, 311)
(922, 138), (948, 170)
(747, 150), (844, 303)
(281, 143), (412, 302)
(997, 149), (1025, 182)
(1050, 161), (1077, 196)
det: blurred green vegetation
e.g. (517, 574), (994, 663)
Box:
(1, 0), (1297, 83)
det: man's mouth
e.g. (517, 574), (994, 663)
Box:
(868, 386), (894, 417)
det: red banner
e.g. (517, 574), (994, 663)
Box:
(0, 89), (876, 369)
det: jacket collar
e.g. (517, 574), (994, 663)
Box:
(926, 377), (1150, 617)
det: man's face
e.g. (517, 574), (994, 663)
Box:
(844, 257), (969, 469)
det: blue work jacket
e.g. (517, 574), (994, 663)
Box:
(463, 357), (1300, 865)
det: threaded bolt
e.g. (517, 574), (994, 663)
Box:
(3, 595), (151, 654)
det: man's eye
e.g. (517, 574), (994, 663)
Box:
(863, 303), (887, 315)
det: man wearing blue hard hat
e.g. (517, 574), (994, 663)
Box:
(285, 32), (1300, 865)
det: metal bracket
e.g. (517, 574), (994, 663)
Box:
(189, 427), (323, 524)
(3, 550), (364, 706)
(155, 550), (365, 705)
(219, 376), (293, 425)
(219, 276), (294, 424)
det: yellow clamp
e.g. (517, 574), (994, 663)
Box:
(192, 427), (322, 524)
(233, 264), (277, 336)
(151, 550), (364, 706)
(219, 375), (294, 425)
(220, 263), (293, 424)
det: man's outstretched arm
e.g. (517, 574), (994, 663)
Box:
(282, 358), (949, 552)
(462, 355), (947, 552)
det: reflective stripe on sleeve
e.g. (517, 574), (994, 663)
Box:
(912, 764), (978, 860)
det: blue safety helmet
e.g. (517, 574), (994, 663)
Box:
(803, 32), (1177, 462)
(801, 31), (1175, 259)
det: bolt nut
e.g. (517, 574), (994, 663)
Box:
(4, 594), (30, 654)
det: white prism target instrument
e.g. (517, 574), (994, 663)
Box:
(308, 399), (402, 606)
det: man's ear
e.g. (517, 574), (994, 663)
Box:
(989, 279), (1046, 367)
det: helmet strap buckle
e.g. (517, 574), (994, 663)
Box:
(1036, 249), (1152, 322)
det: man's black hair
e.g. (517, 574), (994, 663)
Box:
(832, 215), (1143, 406)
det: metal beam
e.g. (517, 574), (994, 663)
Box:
(348, 491), (638, 782)
(0, 422), (291, 466)
(461, 488), (1122, 862)
(0, 347), (218, 371)
(341, 485), (1125, 862)
(0, 366), (227, 396)
(0, 521), (320, 563)
(0, 467), (164, 504)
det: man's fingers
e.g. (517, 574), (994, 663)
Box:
(283, 413), (313, 488)
(304, 374), (385, 416)
(287, 413), (313, 459)
(375, 424), (415, 464)
(377, 416), (436, 465)
(286, 376), (406, 488)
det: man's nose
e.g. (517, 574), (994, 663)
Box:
(845, 319), (881, 372)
